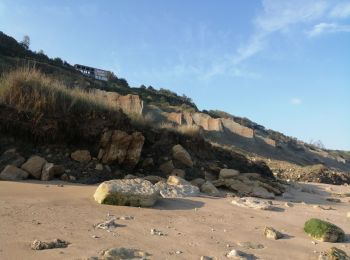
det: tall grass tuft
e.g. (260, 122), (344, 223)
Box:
(0, 67), (114, 116)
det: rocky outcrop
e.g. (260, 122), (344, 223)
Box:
(172, 144), (193, 167)
(192, 113), (223, 131)
(0, 165), (28, 180)
(167, 112), (183, 125)
(95, 90), (143, 115)
(98, 130), (144, 169)
(93, 178), (159, 207)
(221, 118), (254, 138)
(21, 156), (47, 179)
(256, 135), (276, 147)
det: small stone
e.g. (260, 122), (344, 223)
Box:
(96, 218), (119, 230)
(175, 250), (182, 254)
(99, 247), (148, 259)
(31, 239), (69, 250)
(304, 218), (345, 242)
(264, 226), (283, 240)
(150, 228), (165, 236)
(200, 256), (214, 260)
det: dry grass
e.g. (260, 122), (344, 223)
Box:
(0, 67), (114, 115)
(176, 124), (201, 137)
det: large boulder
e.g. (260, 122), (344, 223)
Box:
(99, 130), (144, 169)
(0, 165), (29, 180)
(304, 218), (345, 242)
(172, 144), (193, 167)
(71, 150), (91, 163)
(21, 156), (47, 179)
(93, 179), (159, 207)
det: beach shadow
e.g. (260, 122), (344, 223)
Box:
(154, 198), (205, 210)
(280, 234), (295, 240)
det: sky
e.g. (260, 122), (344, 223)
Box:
(0, 0), (349, 150)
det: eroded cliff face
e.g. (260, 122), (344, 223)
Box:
(164, 110), (254, 138)
(94, 89), (143, 115)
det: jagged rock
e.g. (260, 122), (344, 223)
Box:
(99, 130), (144, 169)
(172, 144), (193, 167)
(31, 239), (69, 250)
(201, 181), (220, 196)
(319, 247), (350, 260)
(155, 176), (200, 198)
(0, 149), (25, 171)
(0, 165), (28, 180)
(159, 160), (175, 175)
(264, 227), (283, 240)
(231, 197), (274, 210)
(71, 150), (91, 163)
(304, 218), (345, 242)
(143, 175), (165, 184)
(96, 247), (149, 260)
(192, 113), (223, 131)
(219, 169), (240, 179)
(21, 155), (46, 179)
(41, 163), (64, 181)
(191, 178), (206, 187)
(93, 179), (159, 207)
(170, 168), (186, 178)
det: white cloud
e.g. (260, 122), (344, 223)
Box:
(308, 22), (350, 37)
(290, 98), (302, 105)
(233, 0), (329, 64)
(330, 2), (350, 19)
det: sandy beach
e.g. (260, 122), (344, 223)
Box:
(0, 180), (349, 260)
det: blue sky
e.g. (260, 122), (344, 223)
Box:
(1, 0), (349, 150)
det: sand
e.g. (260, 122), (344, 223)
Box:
(0, 180), (349, 260)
